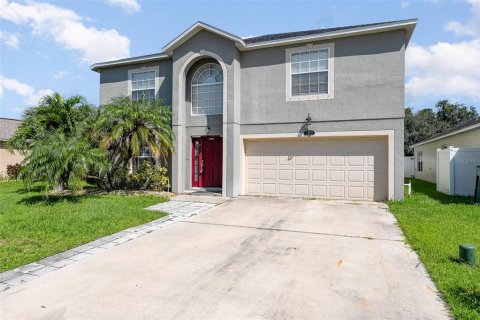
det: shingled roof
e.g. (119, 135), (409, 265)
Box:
(412, 117), (480, 147)
(242, 20), (403, 44)
(0, 118), (21, 141)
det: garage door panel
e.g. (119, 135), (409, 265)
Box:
(248, 182), (261, 194)
(348, 170), (364, 183)
(263, 184), (276, 194)
(248, 168), (261, 179)
(295, 184), (309, 196)
(330, 156), (345, 166)
(263, 169), (276, 180)
(312, 185), (327, 197)
(245, 138), (387, 201)
(279, 156), (293, 165)
(312, 169), (327, 181)
(295, 169), (309, 181)
(329, 185), (345, 198)
(263, 156), (277, 165)
(279, 169), (293, 180)
(348, 186), (364, 199)
(279, 184), (293, 195)
(330, 170), (345, 182)
(312, 156), (327, 166)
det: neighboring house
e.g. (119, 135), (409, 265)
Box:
(412, 117), (480, 183)
(91, 19), (417, 201)
(0, 118), (23, 178)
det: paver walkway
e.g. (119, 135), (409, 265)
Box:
(0, 196), (227, 292)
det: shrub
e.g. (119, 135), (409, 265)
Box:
(6, 163), (22, 179)
(129, 162), (170, 191)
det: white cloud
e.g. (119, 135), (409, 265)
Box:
(53, 70), (68, 80)
(0, 0), (130, 64)
(106, 0), (140, 13)
(0, 75), (53, 111)
(406, 1), (480, 104)
(444, 0), (480, 37)
(401, 2), (411, 8)
(0, 30), (19, 49)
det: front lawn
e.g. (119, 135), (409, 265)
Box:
(388, 178), (480, 320)
(0, 181), (168, 272)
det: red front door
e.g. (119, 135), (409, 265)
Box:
(191, 136), (222, 188)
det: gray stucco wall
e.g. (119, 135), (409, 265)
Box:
(97, 28), (406, 200)
(99, 60), (173, 106)
(240, 30), (405, 125)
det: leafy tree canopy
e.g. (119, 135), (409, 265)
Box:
(405, 100), (478, 156)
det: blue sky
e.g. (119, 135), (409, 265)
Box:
(1, 0), (479, 119)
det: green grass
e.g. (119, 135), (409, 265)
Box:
(0, 181), (168, 272)
(388, 178), (480, 320)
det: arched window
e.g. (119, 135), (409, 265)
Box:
(191, 63), (223, 115)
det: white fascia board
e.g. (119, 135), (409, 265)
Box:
(90, 54), (170, 72)
(162, 21), (245, 54)
(411, 123), (480, 148)
(242, 19), (417, 50)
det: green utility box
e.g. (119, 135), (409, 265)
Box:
(475, 166), (480, 205)
(459, 244), (477, 266)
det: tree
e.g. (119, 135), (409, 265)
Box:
(404, 100), (478, 156)
(7, 93), (103, 190)
(96, 96), (174, 187)
(8, 93), (96, 153)
(20, 131), (106, 191)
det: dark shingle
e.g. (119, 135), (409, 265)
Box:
(243, 20), (407, 44)
(0, 118), (21, 141)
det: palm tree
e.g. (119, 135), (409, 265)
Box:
(96, 96), (174, 172)
(8, 92), (102, 190)
(8, 93), (96, 153)
(21, 131), (106, 191)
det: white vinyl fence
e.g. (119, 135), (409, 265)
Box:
(404, 156), (414, 178)
(436, 147), (480, 196)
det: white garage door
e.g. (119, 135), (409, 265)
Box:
(245, 138), (387, 201)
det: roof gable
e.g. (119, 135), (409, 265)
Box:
(162, 21), (245, 54)
(412, 117), (480, 147)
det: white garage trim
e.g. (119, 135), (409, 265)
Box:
(240, 130), (394, 200)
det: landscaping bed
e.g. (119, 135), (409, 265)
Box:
(0, 181), (168, 272)
(389, 178), (480, 320)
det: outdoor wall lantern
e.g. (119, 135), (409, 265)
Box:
(304, 114), (315, 137)
(205, 126), (210, 134)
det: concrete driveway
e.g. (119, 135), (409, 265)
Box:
(1, 197), (449, 319)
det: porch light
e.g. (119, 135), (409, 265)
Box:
(304, 113), (315, 137)
(205, 126), (210, 134)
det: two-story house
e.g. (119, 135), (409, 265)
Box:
(91, 19), (416, 201)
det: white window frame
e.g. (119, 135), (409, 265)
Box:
(285, 43), (334, 101)
(190, 63), (223, 116)
(127, 66), (160, 101)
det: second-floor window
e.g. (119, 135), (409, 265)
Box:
(191, 63), (223, 116)
(131, 70), (155, 101)
(291, 49), (329, 96)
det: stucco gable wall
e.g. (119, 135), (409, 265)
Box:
(99, 60), (173, 106)
(414, 128), (480, 183)
(240, 30), (406, 125)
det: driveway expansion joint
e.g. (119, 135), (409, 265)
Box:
(178, 220), (404, 242)
(0, 198), (220, 292)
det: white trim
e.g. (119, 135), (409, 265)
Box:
(91, 19), (416, 72)
(176, 51), (228, 197)
(240, 130), (395, 200)
(163, 21), (245, 54)
(91, 54), (169, 72)
(411, 122), (480, 148)
(127, 66), (160, 100)
(285, 43), (334, 101)
(190, 63), (223, 116)
(243, 19), (417, 50)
